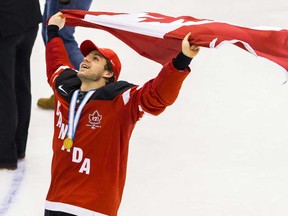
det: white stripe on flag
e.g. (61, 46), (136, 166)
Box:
(84, 12), (214, 38)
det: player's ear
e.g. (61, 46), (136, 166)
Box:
(103, 70), (114, 79)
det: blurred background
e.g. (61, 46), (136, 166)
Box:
(1, 0), (288, 215)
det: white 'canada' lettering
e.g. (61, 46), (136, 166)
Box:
(56, 101), (91, 175)
(72, 147), (90, 175)
(55, 101), (68, 139)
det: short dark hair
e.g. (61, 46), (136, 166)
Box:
(104, 59), (115, 84)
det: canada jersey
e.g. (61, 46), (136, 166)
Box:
(45, 37), (190, 216)
(47, 69), (139, 215)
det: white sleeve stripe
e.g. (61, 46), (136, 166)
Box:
(122, 86), (152, 116)
(122, 88), (131, 105)
(51, 65), (71, 84)
(136, 84), (143, 90)
(45, 200), (108, 216)
(138, 105), (153, 116)
(52, 75), (59, 83)
(55, 65), (70, 73)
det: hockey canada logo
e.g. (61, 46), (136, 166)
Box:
(87, 110), (102, 129)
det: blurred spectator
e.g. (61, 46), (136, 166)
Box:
(0, 0), (42, 169)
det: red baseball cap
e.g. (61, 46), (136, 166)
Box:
(80, 40), (122, 81)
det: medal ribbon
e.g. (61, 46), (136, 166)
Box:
(66, 89), (95, 141)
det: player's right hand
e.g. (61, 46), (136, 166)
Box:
(48, 12), (66, 30)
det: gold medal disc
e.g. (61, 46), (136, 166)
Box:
(63, 138), (73, 150)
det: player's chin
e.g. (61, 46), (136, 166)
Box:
(77, 71), (85, 79)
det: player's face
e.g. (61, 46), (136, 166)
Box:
(78, 50), (109, 82)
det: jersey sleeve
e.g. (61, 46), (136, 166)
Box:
(120, 59), (190, 123)
(46, 37), (74, 88)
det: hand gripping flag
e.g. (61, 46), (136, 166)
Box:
(61, 10), (288, 71)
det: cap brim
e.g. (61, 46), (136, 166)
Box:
(80, 40), (102, 58)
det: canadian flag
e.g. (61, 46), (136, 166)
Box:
(61, 10), (288, 71)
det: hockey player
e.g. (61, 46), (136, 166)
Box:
(44, 12), (200, 216)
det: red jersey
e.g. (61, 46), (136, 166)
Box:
(44, 37), (190, 216)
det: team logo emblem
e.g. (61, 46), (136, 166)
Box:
(87, 110), (102, 129)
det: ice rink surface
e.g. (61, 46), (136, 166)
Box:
(1, 0), (288, 215)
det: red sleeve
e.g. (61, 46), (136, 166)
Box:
(45, 37), (74, 86)
(138, 60), (190, 115)
(119, 60), (190, 123)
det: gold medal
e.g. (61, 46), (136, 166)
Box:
(63, 138), (73, 150)
(65, 90), (95, 151)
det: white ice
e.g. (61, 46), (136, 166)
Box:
(1, 0), (288, 215)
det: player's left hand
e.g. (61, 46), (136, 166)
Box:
(182, 32), (200, 58)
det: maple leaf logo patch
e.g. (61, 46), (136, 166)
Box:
(87, 110), (102, 129)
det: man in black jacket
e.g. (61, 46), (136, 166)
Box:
(0, 0), (42, 169)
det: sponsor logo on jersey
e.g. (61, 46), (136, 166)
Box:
(58, 85), (68, 95)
